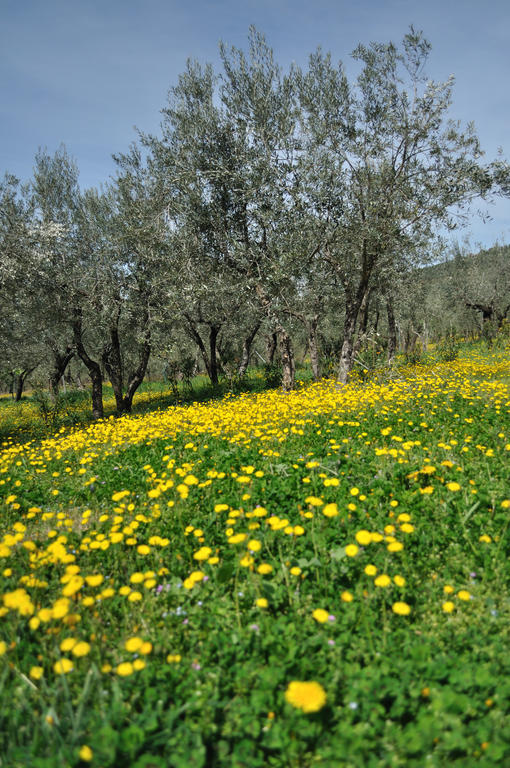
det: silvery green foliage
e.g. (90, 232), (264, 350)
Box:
(293, 28), (497, 378)
(1, 27), (508, 400)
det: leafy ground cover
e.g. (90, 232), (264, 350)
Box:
(0, 366), (308, 443)
(0, 345), (509, 767)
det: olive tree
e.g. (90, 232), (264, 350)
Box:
(297, 28), (497, 381)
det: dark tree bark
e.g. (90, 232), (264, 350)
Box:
(50, 346), (75, 396)
(238, 321), (261, 377)
(465, 300), (510, 333)
(208, 324), (220, 386)
(337, 308), (358, 384)
(183, 314), (222, 386)
(333, 240), (376, 384)
(337, 282), (371, 384)
(72, 308), (104, 420)
(102, 305), (124, 413)
(386, 295), (397, 364)
(184, 314), (211, 379)
(102, 305), (151, 414)
(265, 332), (278, 365)
(352, 288), (373, 358)
(308, 314), (321, 381)
(122, 332), (151, 412)
(15, 375), (24, 402)
(13, 366), (37, 402)
(279, 326), (295, 391)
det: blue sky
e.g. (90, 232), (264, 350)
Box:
(1, 0), (509, 249)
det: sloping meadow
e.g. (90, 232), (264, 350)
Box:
(1, 348), (510, 767)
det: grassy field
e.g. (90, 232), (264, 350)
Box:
(1, 345), (509, 767)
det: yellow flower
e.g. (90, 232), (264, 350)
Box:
(345, 544), (358, 557)
(355, 530), (371, 546)
(305, 496), (323, 507)
(189, 571), (205, 582)
(290, 566), (302, 576)
(446, 482), (461, 492)
(387, 541), (404, 552)
(350, 487), (359, 496)
(79, 745), (93, 762)
(140, 642), (152, 655)
(256, 598), (268, 608)
(85, 574), (103, 587)
(62, 576), (84, 597)
(442, 601), (455, 613)
(374, 574), (391, 588)
(72, 642), (91, 657)
(125, 637), (143, 653)
(60, 637), (77, 652)
(133, 659), (146, 671)
(364, 565), (377, 576)
(312, 608), (329, 623)
(457, 590), (471, 601)
(257, 563), (273, 575)
(400, 523), (414, 534)
(54, 658), (73, 674)
(285, 681), (327, 713)
(166, 654), (182, 663)
(322, 503), (339, 517)
(193, 547), (212, 561)
(341, 591), (353, 602)
(0, 641), (7, 656)
(30, 666), (44, 680)
(116, 662), (134, 676)
(392, 602), (411, 616)
(128, 591), (142, 602)
(112, 490), (130, 502)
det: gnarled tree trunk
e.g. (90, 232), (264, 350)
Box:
(308, 314), (320, 381)
(265, 332), (278, 365)
(102, 306), (151, 414)
(386, 295), (397, 364)
(73, 308), (104, 420)
(50, 346), (75, 396)
(238, 321), (261, 377)
(279, 326), (295, 391)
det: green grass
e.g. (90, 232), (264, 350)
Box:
(0, 344), (509, 767)
(0, 364), (315, 443)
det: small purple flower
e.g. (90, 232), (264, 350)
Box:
(328, 614), (336, 622)
(182, 618), (189, 625)
(328, 639), (335, 646)
(192, 662), (201, 671)
(202, 575), (209, 582)
(156, 585), (164, 594)
(249, 623), (260, 632)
